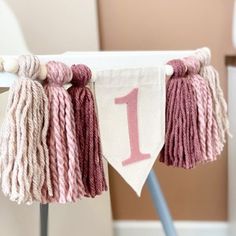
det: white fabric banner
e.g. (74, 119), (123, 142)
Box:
(95, 67), (166, 196)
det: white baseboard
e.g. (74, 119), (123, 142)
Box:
(114, 220), (229, 236)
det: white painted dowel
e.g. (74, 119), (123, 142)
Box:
(0, 51), (193, 87)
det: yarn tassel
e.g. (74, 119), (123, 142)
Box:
(183, 56), (222, 163)
(159, 59), (202, 169)
(68, 64), (107, 198)
(0, 55), (52, 204)
(195, 48), (231, 145)
(44, 61), (84, 203)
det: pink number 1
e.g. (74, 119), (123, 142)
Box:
(115, 88), (150, 166)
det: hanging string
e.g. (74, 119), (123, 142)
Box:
(194, 48), (231, 146)
(68, 64), (107, 198)
(159, 59), (202, 169)
(0, 55), (52, 204)
(183, 56), (222, 163)
(44, 61), (84, 203)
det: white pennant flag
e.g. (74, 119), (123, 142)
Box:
(95, 67), (165, 196)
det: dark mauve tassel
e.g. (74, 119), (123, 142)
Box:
(68, 64), (107, 197)
(159, 59), (202, 169)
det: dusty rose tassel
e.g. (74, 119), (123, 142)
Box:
(68, 64), (107, 198)
(44, 61), (84, 203)
(0, 55), (52, 204)
(159, 59), (202, 169)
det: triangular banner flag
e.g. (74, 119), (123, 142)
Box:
(95, 67), (165, 196)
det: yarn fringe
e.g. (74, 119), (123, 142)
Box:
(183, 56), (222, 163)
(160, 59), (202, 169)
(68, 64), (107, 197)
(0, 55), (52, 204)
(195, 48), (231, 144)
(44, 61), (84, 203)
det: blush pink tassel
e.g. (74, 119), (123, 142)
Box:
(195, 48), (231, 146)
(183, 56), (221, 163)
(68, 64), (107, 198)
(44, 61), (84, 203)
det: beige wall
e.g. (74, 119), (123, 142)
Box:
(98, 0), (235, 220)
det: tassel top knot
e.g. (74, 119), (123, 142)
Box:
(71, 64), (92, 87)
(194, 47), (211, 66)
(46, 61), (72, 86)
(18, 55), (40, 79)
(183, 57), (201, 74)
(167, 59), (187, 78)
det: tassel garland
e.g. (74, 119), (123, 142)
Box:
(0, 48), (228, 203)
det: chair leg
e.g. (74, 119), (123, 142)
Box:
(40, 203), (49, 236)
(39, 171), (177, 236)
(147, 170), (178, 236)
